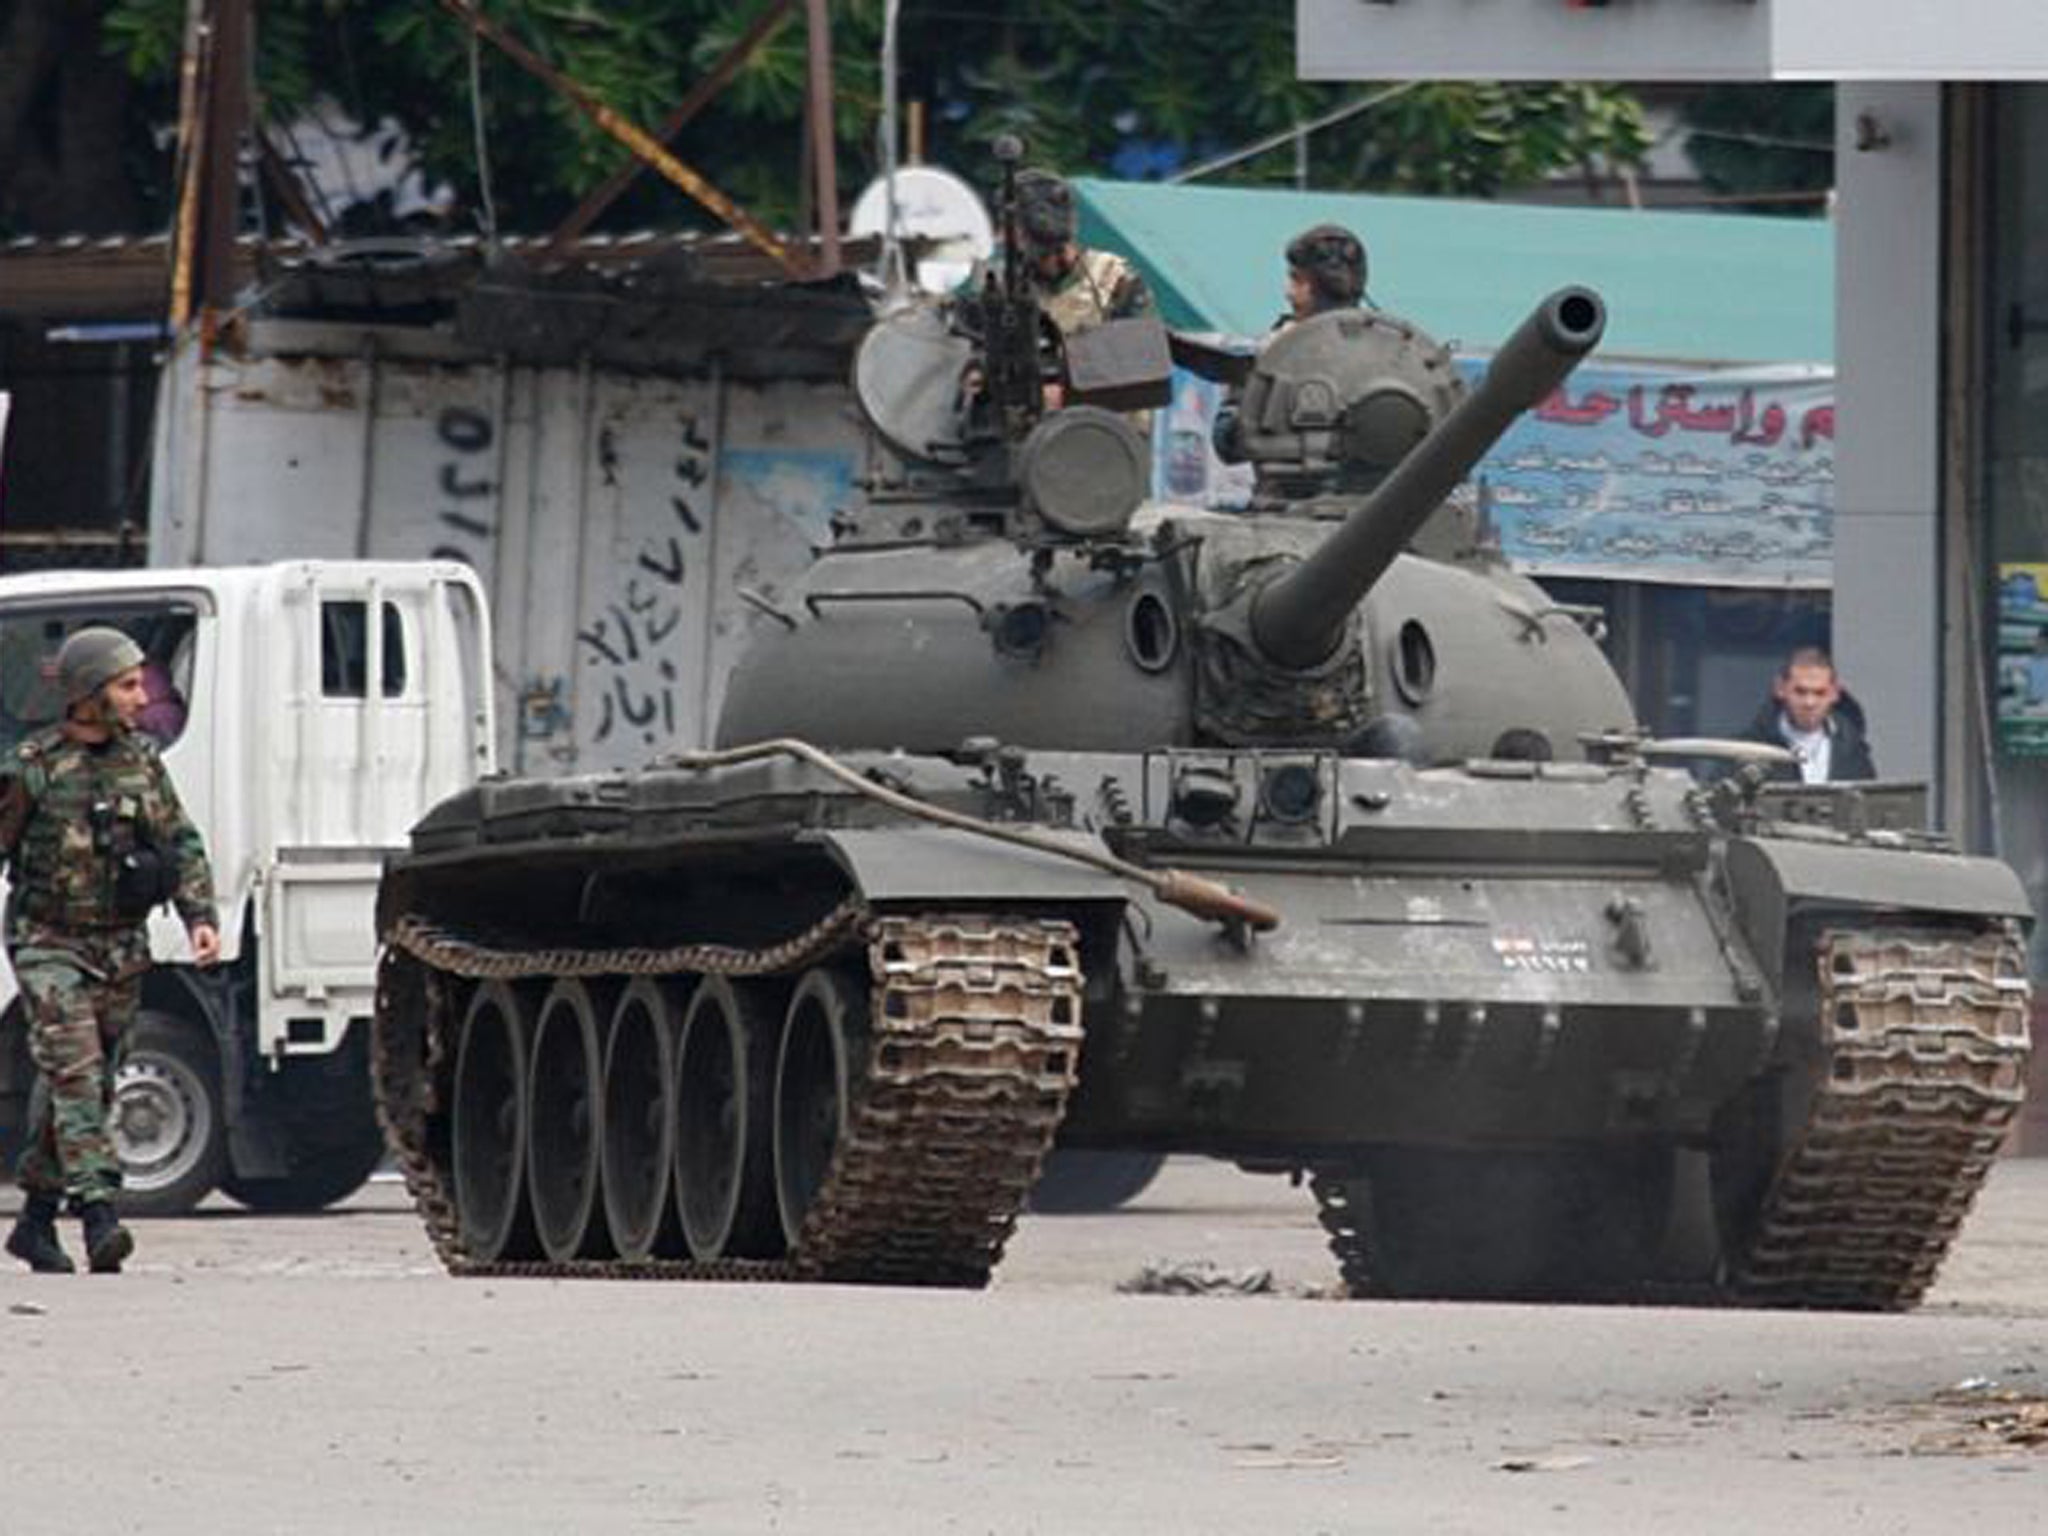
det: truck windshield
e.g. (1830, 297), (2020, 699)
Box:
(0, 601), (200, 755)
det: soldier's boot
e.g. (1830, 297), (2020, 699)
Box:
(6, 1193), (77, 1274)
(78, 1200), (133, 1275)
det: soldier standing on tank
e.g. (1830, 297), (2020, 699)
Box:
(996, 169), (1155, 411)
(1214, 224), (1373, 467)
(1011, 169), (1154, 339)
(1, 627), (219, 1274)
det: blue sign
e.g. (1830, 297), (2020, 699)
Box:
(1154, 358), (1835, 589)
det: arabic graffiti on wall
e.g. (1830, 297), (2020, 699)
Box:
(575, 405), (713, 758)
(1154, 358), (1835, 589)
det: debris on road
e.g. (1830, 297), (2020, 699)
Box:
(1906, 1382), (2048, 1456)
(1118, 1260), (1277, 1296)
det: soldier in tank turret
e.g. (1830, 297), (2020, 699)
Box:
(1213, 224), (1372, 471)
(972, 169), (1154, 413)
(1009, 170), (1153, 339)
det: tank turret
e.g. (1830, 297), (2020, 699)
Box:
(1249, 287), (1603, 671)
(718, 284), (1633, 763)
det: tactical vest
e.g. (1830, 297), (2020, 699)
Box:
(6, 727), (201, 935)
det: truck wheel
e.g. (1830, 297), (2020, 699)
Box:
(221, 1125), (387, 1213)
(1028, 1150), (1167, 1214)
(113, 1010), (227, 1216)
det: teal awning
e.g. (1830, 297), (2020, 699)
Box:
(1073, 178), (1832, 365)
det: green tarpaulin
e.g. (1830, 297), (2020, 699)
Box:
(1073, 178), (1832, 365)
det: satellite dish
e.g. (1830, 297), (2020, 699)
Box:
(848, 166), (994, 296)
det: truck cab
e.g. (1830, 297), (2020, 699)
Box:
(0, 560), (493, 1212)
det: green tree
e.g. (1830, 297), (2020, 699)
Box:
(1679, 84), (1835, 216)
(3, 1), (1651, 239)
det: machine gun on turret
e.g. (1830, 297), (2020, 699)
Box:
(969, 135), (1053, 442)
(852, 141), (1173, 547)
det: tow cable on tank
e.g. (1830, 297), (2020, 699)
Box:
(656, 738), (1282, 936)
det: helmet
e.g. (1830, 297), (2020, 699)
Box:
(1286, 223), (1367, 309)
(1014, 169), (1078, 253)
(55, 627), (145, 704)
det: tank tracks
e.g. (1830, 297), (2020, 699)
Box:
(1309, 923), (2031, 1311)
(372, 904), (1083, 1286)
(1727, 924), (2030, 1310)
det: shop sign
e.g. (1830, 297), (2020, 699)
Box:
(1152, 358), (1834, 589)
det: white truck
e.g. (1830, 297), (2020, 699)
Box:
(0, 560), (493, 1213)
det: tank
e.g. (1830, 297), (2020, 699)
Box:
(372, 180), (2031, 1306)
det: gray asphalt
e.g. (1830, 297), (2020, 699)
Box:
(2, 1158), (2043, 1534)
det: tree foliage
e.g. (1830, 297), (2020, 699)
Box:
(1679, 84), (1835, 216)
(3, 1), (1654, 239)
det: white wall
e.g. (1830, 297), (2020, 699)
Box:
(1298, 0), (2048, 82)
(151, 332), (865, 776)
(1831, 83), (1945, 785)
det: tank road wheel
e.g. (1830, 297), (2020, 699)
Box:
(773, 966), (869, 1248)
(451, 981), (540, 1263)
(527, 979), (612, 1263)
(672, 976), (786, 1261)
(600, 979), (684, 1262)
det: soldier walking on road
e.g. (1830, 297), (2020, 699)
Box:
(1, 627), (219, 1274)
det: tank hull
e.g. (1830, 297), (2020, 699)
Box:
(372, 745), (2031, 1307)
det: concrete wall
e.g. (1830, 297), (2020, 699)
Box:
(1298, 0), (2048, 82)
(1831, 83), (1946, 786)
(151, 325), (865, 776)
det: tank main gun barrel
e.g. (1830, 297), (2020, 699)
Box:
(1249, 286), (1606, 671)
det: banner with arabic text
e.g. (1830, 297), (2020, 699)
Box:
(1153, 359), (1835, 589)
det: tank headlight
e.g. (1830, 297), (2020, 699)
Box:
(1017, 406), (1147, 540)
(1172, 766), (1240, 828)
(1259, 762), (1323, 825)
(986, 601), (1053, 661)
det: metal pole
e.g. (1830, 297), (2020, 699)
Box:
(803, 0), (840, 277)
(877, 0), (906, 294)
(167, 0), (209, 331)
(196, 0), (251, 326)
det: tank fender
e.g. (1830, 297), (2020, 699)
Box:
(1725, 836), (2032, 980)
(812, 827), (1130, 910)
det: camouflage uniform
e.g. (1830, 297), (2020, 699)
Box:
(0, 723), (217, 1203)
(1033, 247), (1153, 337)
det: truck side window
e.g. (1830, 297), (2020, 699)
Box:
(320, 600), (409, 699)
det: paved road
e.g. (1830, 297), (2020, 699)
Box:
(2, 1159), (2044, 1534)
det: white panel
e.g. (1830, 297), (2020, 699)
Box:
(152, 341), (867, 774)
(1775, 1), (2048, 79)
(1296, 0), (2048, 82)
(1298, 0), (1769, 82)
(1832, 83), (1943, 785)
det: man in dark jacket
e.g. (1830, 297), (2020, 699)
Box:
(1739, 646), (1877, 783)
